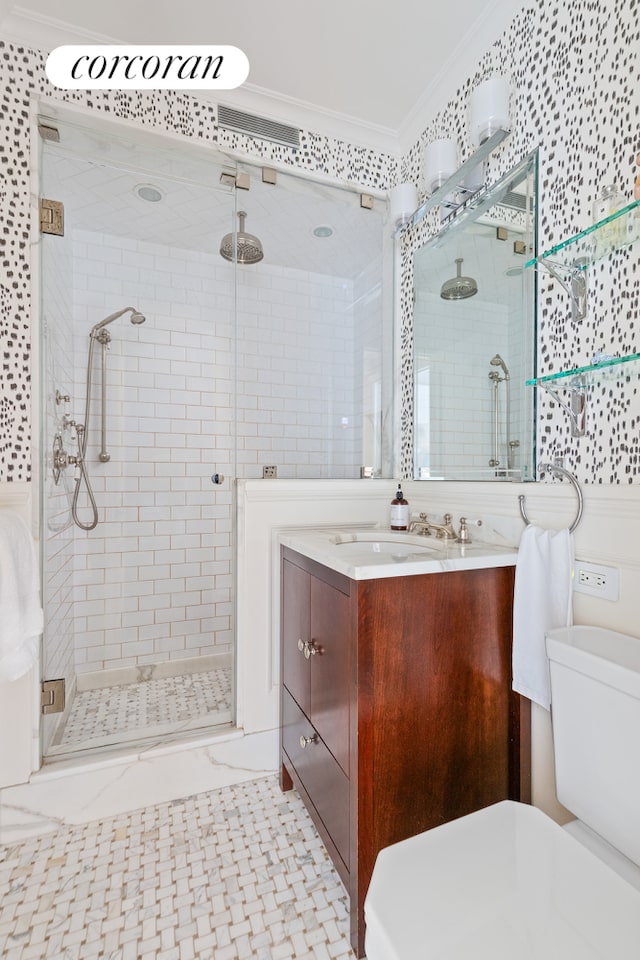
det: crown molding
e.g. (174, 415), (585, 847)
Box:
(398, 0), (531, 155)
(1, 6), (401, 157)
(2, 5), (122, 47)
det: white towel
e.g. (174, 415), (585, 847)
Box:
(512, 524), (574, 709)
(0, 511), (44, 682)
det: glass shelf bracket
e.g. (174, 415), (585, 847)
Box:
(534, 377), (587, 437)
(526, 353), (640, 438)
(525, 198), (640, 322)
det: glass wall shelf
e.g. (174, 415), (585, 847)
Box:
(525, 197), (640, 273)
(526, 353), (640, 438)
(526, 352), (640, 388)
(524, 198), (640, 321)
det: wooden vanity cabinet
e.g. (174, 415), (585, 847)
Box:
(279, 546), (530, 958)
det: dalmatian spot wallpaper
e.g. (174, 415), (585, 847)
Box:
(0, 0), (639, 484)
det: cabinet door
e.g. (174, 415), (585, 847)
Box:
(282, 689), (350, 871)
(310, 576), (351, 775)
(282, 559), (311, 717)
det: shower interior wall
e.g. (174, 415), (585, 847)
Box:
(414, 292), (525, 476)
(40, 139), (385, 755)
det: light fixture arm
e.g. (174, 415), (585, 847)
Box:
(395, 128), (511, 236)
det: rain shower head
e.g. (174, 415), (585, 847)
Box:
(220, 211), (264, 265)
(440, 258), (478, 301)
(90, 306), (146, 337)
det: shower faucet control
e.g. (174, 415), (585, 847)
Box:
(52, 433), (80, 485)
(211, 473), (225, 485)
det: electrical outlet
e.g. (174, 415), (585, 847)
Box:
(573, 560), (619, 601)
(263, 465), (277, 479)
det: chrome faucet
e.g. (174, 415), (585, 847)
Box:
(408, 512), (458, 541)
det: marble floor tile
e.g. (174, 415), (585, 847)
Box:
(0, 775), (356, 960)
(55, 668), (232, 749)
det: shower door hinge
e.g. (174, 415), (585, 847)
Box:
(39, 198), (64, 236)
(41, 678), (65, 715)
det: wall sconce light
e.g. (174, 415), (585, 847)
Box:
(469, 76), (510, 147)
(423, 138), (457, 195)
(394, 79), (512, 235)
(389, 182), (419, 227)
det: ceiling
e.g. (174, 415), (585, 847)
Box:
(3, 0), (528, 151)
(41, 113), (385, 277)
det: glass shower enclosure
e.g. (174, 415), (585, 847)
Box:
(38, 110), (389, 761)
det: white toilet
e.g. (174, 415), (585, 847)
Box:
(364, 625), (640, 958)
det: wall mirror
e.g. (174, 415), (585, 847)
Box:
(413, 151), (537, 481)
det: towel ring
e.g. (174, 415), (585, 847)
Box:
(518, 462), (583, 533)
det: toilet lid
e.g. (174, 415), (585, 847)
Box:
(364, 801), (640, 959)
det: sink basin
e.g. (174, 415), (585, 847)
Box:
(334, 539), (438, 560)
(329, 532), (442, 563)
(331, 531), (442, 549)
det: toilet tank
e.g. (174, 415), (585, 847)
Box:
(546, 625), (640, 868)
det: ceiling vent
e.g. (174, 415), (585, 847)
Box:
(218, 105), (300, 149)
(503, 190), (531, 212)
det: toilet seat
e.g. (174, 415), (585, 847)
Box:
(364, 801), (640, 959)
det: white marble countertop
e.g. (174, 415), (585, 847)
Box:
(279, 526), (518, 581)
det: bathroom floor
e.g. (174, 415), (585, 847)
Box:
(51, 668), (233, 752)
(0, 775), (355, 960)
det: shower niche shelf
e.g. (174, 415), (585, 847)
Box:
(525, 198), (640, 321)
(526, 353), (640, 437)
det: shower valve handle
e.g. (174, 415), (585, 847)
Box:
(52, 433), (80, 485)
(53, 447), (79, 471)
(211, 473), (225, 485)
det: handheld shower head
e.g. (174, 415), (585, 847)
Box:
(490, 353), (510, 378)
(90, 306), (146, 337)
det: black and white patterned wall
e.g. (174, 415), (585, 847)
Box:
(1, 0), (639, 484)
(399, 0), (640, 483)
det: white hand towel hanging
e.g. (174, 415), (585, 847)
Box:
(0, 511), (44, 681)
(512, 524), (574, 709)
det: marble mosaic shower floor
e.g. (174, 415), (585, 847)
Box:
(0, 775), (355, 960)
(53, 668), (232, 751)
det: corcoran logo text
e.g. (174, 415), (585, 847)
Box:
(46, 45), (249, 90)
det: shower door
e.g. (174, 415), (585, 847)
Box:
(39, 114), (239, 758)
(38, 110), (390, 762)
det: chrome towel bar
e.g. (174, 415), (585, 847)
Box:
(518, 462), (583, 533)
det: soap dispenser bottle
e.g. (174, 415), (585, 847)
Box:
(390, 485), (409, 531)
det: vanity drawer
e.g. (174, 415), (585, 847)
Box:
(282, 687), (350, 870)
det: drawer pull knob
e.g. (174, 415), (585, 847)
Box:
(298, 638), (321, 659)
(299, 734), (318, 748)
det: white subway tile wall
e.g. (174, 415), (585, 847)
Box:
(63, 229), (365, 676)
(69, 231), (234, 675)
(414, 292), (526, 477)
